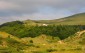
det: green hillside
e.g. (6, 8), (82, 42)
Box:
(0, 30), (85, 53)
(7, 13), (84, 26)
(31, 13), (85, 25)
(54, 13), (85, 25)
(0, 13), (85, 53)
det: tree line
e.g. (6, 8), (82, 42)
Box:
(0, 21), (85, 40)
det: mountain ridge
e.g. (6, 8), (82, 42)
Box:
(36, 13), (85, 25)
(0, 13), (85, 25)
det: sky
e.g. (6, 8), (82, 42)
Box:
(0, 0), (85, 24)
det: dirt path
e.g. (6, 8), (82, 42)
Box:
(76, 30), (85, 38)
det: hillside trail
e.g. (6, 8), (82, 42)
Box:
(76, 30), (85, 38)
(76, 30), (85, 53)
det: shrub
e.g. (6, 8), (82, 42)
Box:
(27, 43), (35, 47)
(60, 49), (66, 51)
(35, 46), (40, 48)
(32, 51), (42, 53)
(79, 38), (85, 45)
(6, 38), (20, 45)
(29, 40), (33, 43)
(46, 48), (57, 52)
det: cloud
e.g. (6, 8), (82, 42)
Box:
(0, 1), (19, 10)
(1, 0), (85, 14)
(0, 0), (85, 24)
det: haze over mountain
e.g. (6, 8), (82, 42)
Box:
(0, 12), (85, 25)
(36, 13), (85, 25)
(0, 0), (85, 24)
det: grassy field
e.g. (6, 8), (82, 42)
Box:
(21, 33), (85, 53)
(0, 31), (85, 53)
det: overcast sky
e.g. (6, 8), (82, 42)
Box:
(0, 0), (85, 24)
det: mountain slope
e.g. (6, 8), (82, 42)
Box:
(64, 30), (85, 46)
(32, 13), (85, 25)
(54, 13), (85, 25)
(0, 13), (85, 25)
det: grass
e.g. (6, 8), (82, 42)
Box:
(0, 30), (85, 53)
(22, 34), (84, 53)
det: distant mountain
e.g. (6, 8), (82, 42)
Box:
(33, 13), (85, 25)
(0, 13), (85, 25)
(54, 13), (85, 25)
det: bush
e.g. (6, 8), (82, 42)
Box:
(6, 38), (20, 45)
(32, 51), (42, 53)
(79, 38), (85, 45)
(46, 48), (57, 52)
(27, 43), (35, 47)
(35, 46), (40, 48)
(60, 49), (66, 51)
(29, 40), (33, 43)
(74, 48), (82, 50)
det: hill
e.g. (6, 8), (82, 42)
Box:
(54, 13), (85, 25)
(0, 13), (85, 53)
(30, 13), (85, 25)
(0, 31), (84, 53)
(0, 32), (26, 53)
(0, 13), (85, 26)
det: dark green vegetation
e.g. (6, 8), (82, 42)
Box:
(0, 21), (85, 40)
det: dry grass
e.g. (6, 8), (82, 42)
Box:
(0, 32), (84, 53)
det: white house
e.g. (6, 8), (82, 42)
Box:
(42, 24), (48, 26)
